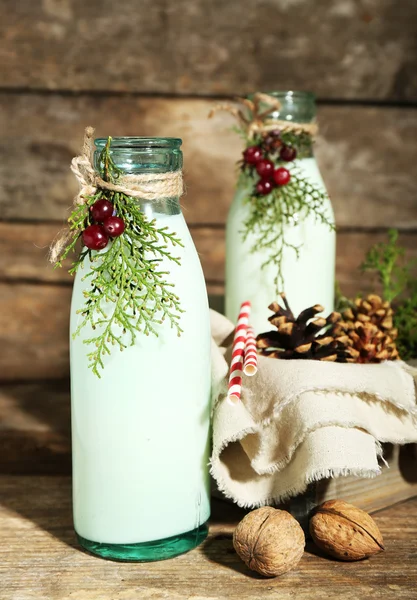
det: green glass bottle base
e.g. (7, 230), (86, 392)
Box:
(76, 522), (208, 562)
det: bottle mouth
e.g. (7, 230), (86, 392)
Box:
(247, 90), (316, 124)
(94, 137), (182, 150)
(264, 90), (316, 103)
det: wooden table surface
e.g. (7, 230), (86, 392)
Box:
(1, 476), (416, 600)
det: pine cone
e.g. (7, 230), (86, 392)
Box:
(343, 294), (397, 340)
(334, 321), (399, 363)
(256, 293), (354, 362)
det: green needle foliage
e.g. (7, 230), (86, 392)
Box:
(239, 133), (334, 292)
(360, 229), (409, 303)
(56, 137), (184, 377)
(360, 229), (417, 360)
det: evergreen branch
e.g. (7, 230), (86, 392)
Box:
(360, 229), (410, 303)
(360, 229), (417, 360)
(241, 165), (334, 292)
(54, 136), (184, 377)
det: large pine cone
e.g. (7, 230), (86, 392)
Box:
(256, 293), (355, 362)
(343, 294), (397, 340)
(334, 321), (399, 363)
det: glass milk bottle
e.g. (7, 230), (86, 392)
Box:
(225, 91), (335, 333)
(70, 137), (211, 561)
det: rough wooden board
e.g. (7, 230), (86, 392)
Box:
(1, 228), (417, 381)
(1, 0), (417, 100)
(316, 445), (417, 514)
(0, 380), (71, 474)
(0, 283), (71, 380)
(0, 223), (226, 286)
(1, 95), (417, 227)
(0, 476), (416, 600)
(0, 221), (415, 288)
(335, 232), (417, 299)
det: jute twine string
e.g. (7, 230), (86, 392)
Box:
(209, 92), (318, 138)
(49, 126), (184, 263)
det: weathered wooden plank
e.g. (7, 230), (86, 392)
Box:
(335, 232), (417, 299)
(0, 284), (71, 380)
(0, 95), (416, 228)
(0, 221), (415, 292)
(316, 445), (417, 514)
(1, 230), (416, 380)
(0, 475), (416, 599)
(1, 0), (416, 100)
(0, 380), (71, 474)
(0, 223), (225, 285)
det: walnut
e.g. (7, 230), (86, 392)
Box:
(310, 499), (385, 561)
(233, 507), (305, 577)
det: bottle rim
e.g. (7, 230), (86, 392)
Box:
(94, 137), (182, 149)
(261, 90), (316, 102)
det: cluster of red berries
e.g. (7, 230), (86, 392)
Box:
(243, 143), (296, 196)
(82, 199), (125, 250)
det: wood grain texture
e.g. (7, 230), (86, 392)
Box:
(0, 475), (416, 600)
(0, 220), (415, 288)
(0, 380), (71, 474)
(1, 228), (416, 381)
(0, 94), (416, 227)
(1, 0), (416, 100)
(0, 223), (226, 286)
(0, 283), (70, 380)
(316, 444), (417, 514)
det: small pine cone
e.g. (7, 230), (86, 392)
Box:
(335, 321), (399, 364)
(343, 294), (397, 340)
(256, 293), (352, 362)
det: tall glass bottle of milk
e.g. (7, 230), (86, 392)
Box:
(70, 137), (211, 561)
(225, 91), (335, 333)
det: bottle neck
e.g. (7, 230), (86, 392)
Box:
(93, 137), (183, 216)
(258, 91), (317, 158)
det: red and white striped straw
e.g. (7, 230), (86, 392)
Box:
(243, 326), (258, 376)
(227, 301), (251, 404)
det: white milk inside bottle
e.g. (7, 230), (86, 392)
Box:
(70, 137), (211, 562)
(225, 92), (335, 333)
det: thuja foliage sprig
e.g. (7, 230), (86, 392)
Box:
(57, 137), (184, 377)
(240, 129), (334, 292)
(360, 229), (417, 360)
(360, 229), (410, 303)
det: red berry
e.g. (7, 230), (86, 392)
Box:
(90, 199), (114, 222)
(243, 146), (263, 165)
(82, 225), (109, 250)
(280, 145), (297, 162)
(256, 178), (275, 195)
(102, 216), (125, 237)
(255, 158), (274, 178)
(273, 167), (291, 186)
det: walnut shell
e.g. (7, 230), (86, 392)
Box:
(233, 507), (305, 577)
(310, 499), (385, 561)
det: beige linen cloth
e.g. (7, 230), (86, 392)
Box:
(210, 310), (417, 508)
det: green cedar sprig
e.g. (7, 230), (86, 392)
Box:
(239, 136), (334, 292)
(56, 137), (184, 377)
(360, 229), (417, 360)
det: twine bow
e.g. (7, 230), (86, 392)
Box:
(49, 127), (184, 264)
(209, 92), (318, 138)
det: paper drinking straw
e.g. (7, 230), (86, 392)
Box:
(243, 326), (258, 376)
(227, 301), (251, 404)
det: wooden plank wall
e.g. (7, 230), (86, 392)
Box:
(0, 0), (416, 472)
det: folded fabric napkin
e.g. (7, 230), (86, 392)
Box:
(210, 310), (417, 508)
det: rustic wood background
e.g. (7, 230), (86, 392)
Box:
(0, 0), (416, 473)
